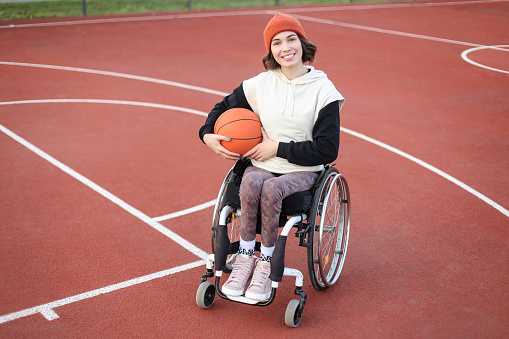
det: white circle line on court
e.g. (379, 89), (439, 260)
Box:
(1, 98), (507, 217)
(340, 128), (509, 218)
(0, 61), (229, 97)
(461, 45), (509, 75)
(0, 98), (209, 116)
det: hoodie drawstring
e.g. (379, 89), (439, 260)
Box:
(282, 79), (297, 117)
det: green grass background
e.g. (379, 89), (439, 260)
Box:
(0, 0), (404, 21)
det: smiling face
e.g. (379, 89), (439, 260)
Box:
(270, 31), (304, 72)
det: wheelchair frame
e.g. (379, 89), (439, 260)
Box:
(196, 159), (350, 327)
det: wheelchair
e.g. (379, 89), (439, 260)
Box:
(196, 159), (350, 327)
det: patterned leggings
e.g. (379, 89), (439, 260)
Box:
(239, 166), (319, 248)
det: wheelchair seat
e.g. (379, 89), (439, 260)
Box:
(220, 159), (313, 217)
(281, 189), (313, 216)
(221, 178), (312, 217)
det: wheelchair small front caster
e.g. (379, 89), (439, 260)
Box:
(285, 299), (304, 327)
(196, 281), (215, 309)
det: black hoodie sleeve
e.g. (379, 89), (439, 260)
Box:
(199, 83), (252, 142)
(277, 100), (340, 166)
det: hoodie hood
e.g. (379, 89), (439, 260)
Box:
(275, 66), (328, 116)
(275, 66), (326, 84)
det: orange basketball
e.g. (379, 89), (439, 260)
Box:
(214, 108), (262, 155)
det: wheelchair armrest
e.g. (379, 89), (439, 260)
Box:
(231, 159), (252, 179)
(223, 179), (241, 209)
(220, 159), (251, 209)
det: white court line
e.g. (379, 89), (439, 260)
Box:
(290, 12), (509, 71)
(1, 98), (507, 217)
(1, 29), (508, 318)
(1, 100), (508, 323)
(1, 102), (214, 324)
(0, 61), (229, 97)
(1, 0), (507, 29)
(154, 200), (216, 222)
(0, 9), (272, 29)
(0, 260), (205, 324)
(340, 128), (509, 218)
(461, 45), (509, 74)
(0, 103), (212, 323)
(0, 98), (209, 117)
(1, 2), (505, 324)
(284, 0), (509, 12)
(289, 13), (496, 49)
(0, 123), (209, 260)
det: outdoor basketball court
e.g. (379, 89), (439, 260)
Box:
(0, 0), (508, 336)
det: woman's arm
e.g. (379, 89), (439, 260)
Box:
(199, 83), (253, 160)
(277, 100), (341, 166)
(198, 83), (252, 142)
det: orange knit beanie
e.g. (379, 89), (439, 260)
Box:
(263, 14), (307, 53)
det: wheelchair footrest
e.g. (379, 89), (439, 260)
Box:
(223, 293), (273, 305)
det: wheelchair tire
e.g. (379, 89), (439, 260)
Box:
(196, 281), (215, 309)
(307, 167), (351, 291)
(210, 166), (242, 273)
(285, 299), (303, 327)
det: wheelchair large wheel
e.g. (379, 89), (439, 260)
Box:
(210, 166), (242, 273)
(307, 167), (350, 291)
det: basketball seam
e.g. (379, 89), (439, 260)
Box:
(215, 118), (261, 135)
(227, 136), (263, 141)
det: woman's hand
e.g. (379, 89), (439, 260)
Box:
(203, 133), (240, 161)
(244, 128), (278, 162)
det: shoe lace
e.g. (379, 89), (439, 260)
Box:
(229, 258), (252, 282)
(250, 262), (271, 287)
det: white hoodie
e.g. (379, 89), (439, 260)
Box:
(242, 66), (344, 174)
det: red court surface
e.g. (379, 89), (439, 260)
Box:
(1, 0), (508, 337)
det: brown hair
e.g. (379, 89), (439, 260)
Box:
(262, 35), (317, 71)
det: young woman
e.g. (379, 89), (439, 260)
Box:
(199, 14), (345, 301)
